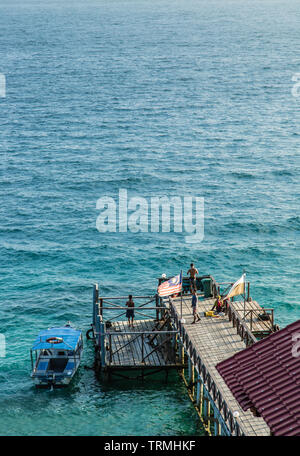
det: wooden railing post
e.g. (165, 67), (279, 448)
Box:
(99, 318), (106, 368)
(196, 375), (202, 410)
(100, 298), (103, 317)
(227, 302), (257, 346)
(109, 334), (112, 365)
(179, 341), (185, 375)
(155, 294), (159, 321)
(188, 359), (195, 395)
(214, 409), (219, 436)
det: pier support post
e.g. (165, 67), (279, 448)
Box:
(214, 409), (219, 436)
(172, 332), (177, 358)
(155, 294), (160, 321)
(203, 390), (207, 421)
(99, 318), (106, 368)
(196, 375), (203, 411)
(207, 399), (211, 431)
(188, 358), (192, 382)
(203, 389), (211, 429)
(179, 342), (185, 376)
(93, 283), (99, 326)
(188, 360), (195, 397)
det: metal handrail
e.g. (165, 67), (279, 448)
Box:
(99, 295), (155, 300)
(98, 306), (168, 310)
(101, 331), (178, 335)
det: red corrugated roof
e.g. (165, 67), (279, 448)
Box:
(216, 320), (300, 436)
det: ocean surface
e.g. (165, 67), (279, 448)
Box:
(0, 0), (299, 436)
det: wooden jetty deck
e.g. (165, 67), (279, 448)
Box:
(104, 319), (181, 370)
(168, 295), (271, 436)
(89, 276), (277, 436)
(230, 300), (275, 337)
(89, 288), (183, 380)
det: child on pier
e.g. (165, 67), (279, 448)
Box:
(191, 290), (201, 324)
(126, 295), (135, 328)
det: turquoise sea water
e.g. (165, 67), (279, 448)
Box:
(0, 0), (299, 436)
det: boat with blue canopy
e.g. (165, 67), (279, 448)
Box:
(30, 323), (83, 387)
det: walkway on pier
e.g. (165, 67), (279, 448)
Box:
(170, 295), (271, 436)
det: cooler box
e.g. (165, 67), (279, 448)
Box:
(202, 278), (212, 298)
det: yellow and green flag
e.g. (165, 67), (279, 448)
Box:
(225, 273), (245, 299)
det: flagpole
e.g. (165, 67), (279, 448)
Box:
(180, 269), (183, 319)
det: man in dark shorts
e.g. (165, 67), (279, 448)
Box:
(126, 294), (135, 328)
(187, 263), (199, 293)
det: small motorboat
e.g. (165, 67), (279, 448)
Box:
(30, 323), (83, 387)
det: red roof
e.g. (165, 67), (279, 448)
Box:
(216, 320), (300, 436)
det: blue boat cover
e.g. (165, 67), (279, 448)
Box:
(32, 327), (82, 351)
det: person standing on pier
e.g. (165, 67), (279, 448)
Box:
(187, 263), (199, 293)
(191, 290), (201, 324)
(126, 294), (135, 328)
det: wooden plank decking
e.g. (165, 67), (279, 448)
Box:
(105, 319), (179, 369)
(231, 299), (274, 334)
(170, 295), (271, 436)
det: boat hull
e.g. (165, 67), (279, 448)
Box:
(31, 324), (83, 388)
(32, 362), (80, 388)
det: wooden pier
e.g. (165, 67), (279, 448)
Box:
(89, 275), (277, 436)
(104, 320), (181, 371)
(167, 294), (273, 436)
(89, 287), (184, 380)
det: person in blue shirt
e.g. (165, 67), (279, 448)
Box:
(191, 290), (201, 324)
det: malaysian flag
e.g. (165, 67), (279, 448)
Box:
(157, 272), (182, 297)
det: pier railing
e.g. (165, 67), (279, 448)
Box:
(227, 303), (257, 346)
(93, 286), (167, 323)
(228, 305), (274, 337)
(91, 285), (180, 370)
